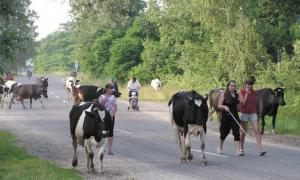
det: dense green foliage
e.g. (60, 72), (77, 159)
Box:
(35, 24), (76, 73)
(0, 131), (82, 179)
(0, 0), (37, 74)
(32, 0), (300, 133)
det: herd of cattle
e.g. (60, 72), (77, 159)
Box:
(0, 76), (286, 172)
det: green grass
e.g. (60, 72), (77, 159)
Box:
(0, 131), (83, 180)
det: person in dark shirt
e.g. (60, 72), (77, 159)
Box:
(217, 80), (243, 156)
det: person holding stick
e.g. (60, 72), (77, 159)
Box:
(239, 77), (266, 156)
(217, 80), (244, 156)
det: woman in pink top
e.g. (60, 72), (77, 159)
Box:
(239, 78), (266, 156)
(99, 83), (117, 155)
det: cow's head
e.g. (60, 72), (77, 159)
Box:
(40, 77), (49, 98)
(112, 90), (121, 98)
(185, 90), (209, 125)
(87, 103), (111, 142)
(274, 87), (286, 106)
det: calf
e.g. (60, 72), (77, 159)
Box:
(168, 90), (209, 166)
(70, 102), (111, 173)
(151, 79), (162, 91)
(65, 76), (80, 100)
(256, 87), (286, 134)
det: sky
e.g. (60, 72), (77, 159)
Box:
(30, 0), (71, 40)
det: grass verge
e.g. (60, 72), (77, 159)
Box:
(0, 130), (82, 180)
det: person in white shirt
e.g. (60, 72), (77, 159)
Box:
(127, 77), (141, 97)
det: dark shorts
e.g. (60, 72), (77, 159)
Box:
(108, 116), (115, 137)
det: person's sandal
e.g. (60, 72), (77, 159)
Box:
(235, 151), (244, 156)
(108, 151), (114, 155)
(239, 149), (245, 156)
(217, 147), (223, 154)
(258, 151), (266, 156)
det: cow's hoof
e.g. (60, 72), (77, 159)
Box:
(272, 129), (276, 135)
(72, 159), (78, 167)
(188, 154), (193, 161)
(201, 161), (207, 166)
(180, 157), (187, 163)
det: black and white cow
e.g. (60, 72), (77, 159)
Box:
(256, 87), (286, 135)
(168, 90), (209, 166)
(4, 80), (18, 97)
(65, 76), (80, 100)
(70, 102), (112, 173)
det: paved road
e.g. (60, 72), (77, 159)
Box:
(1, 75), (300, 180)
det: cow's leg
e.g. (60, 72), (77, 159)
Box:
(40, 96), (44, 108)
(261, 115), (265, 135)
(84, 139), (95, 172)
(71, 135), (78, 167)
(29, 97), (32, 109)
(185, 132), (193, 161)
(8, 95), (15, 109)
(97, 139), (106, 173)
(199, 126), (207, 166)
(271, 113), (277, 135)
(179, 131), (188, 163)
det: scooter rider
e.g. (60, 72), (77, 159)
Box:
(127, 77), (141, 99)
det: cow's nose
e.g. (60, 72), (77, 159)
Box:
(281, 101), (286, 106)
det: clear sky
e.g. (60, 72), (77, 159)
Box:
(30, 0), (71, 40)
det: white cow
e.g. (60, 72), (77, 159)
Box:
(151, 79), (162, 91)
(65, 76), (80, 100)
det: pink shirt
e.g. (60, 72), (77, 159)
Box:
(240, 88), (257, 114)
(98, 95), (117, 115)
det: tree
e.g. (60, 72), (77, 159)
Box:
(0, 0), (37, 72)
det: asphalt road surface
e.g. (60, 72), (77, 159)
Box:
(1, 75), (300, 180)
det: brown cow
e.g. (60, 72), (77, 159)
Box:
(208, 88), (224, 123)
(9, 78), (48, 109)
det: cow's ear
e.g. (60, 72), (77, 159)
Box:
(85, 111), (95, 117)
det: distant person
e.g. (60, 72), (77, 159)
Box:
(98, 83), (117, 155)
(239, 77), (266, 156)
(27, 69), (32, 80)
(127, 77), (141, 98)
(4, 72), (13, 81)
